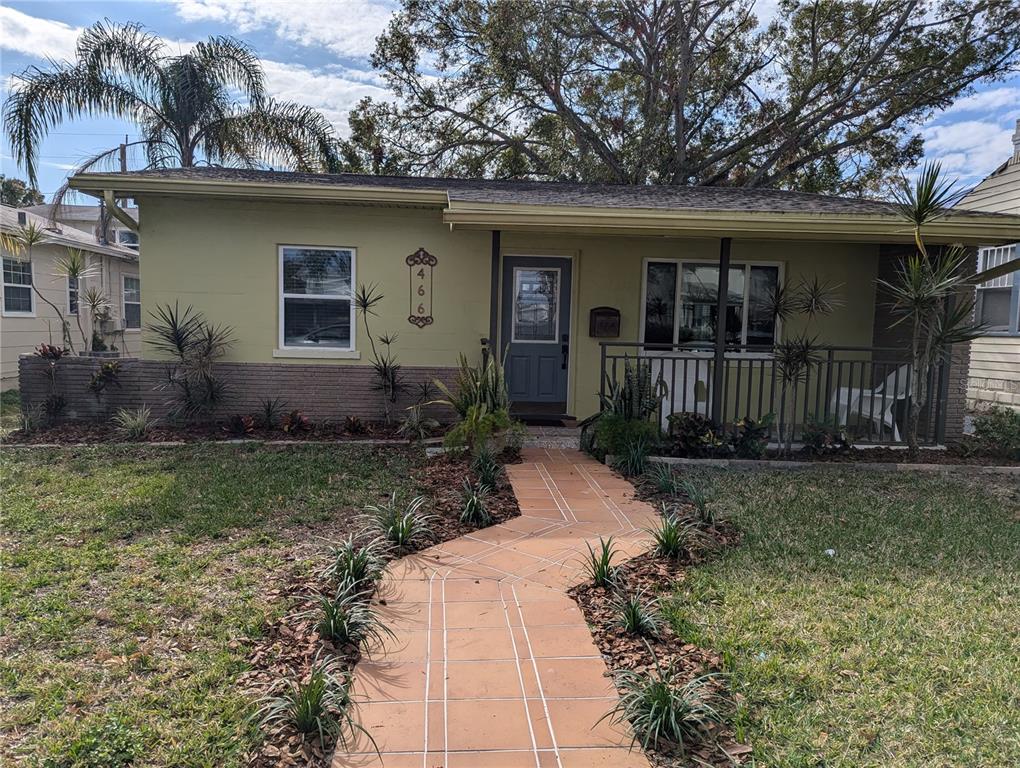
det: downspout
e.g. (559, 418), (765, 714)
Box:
(103, 190), (139, 234)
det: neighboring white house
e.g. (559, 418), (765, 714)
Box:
(1, 205), (140, 389)
(24, 202), (140, 252)
(958, 118), (1020, 412)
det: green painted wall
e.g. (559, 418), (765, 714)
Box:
(136, 196), (879, 419)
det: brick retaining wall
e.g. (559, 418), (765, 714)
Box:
(18, 355), (459, 424)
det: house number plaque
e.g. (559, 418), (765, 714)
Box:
(406, 247), (437, 327)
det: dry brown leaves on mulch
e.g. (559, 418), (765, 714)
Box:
(240, 451), (521, 767)
(569, 489), (749, 767)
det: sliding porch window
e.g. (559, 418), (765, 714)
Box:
(279, 245), (356, 350)
(641, 260), (780, 347)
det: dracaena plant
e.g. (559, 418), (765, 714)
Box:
(882, 163), (987, 453)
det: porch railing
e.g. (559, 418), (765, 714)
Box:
(599, 342), (950, 446)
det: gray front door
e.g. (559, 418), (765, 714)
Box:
(501, 256), (572, 407)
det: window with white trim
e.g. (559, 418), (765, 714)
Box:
(976, 244), (1018, 334)
(115, 228), (139, 251)
(123, 275), (141, 329)
(68, 275), (79, 315)
(3, 256), (33, 315)
(641, 260), (781, 347)
(279, 245), (355, 350)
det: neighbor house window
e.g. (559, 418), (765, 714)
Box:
(123, 275), (141, 329)
(115, 228), (139, 251)
(641, 260), (781, 347)
(3, 256), (34, 315)
(279, 245), (355, 350)
(976, 245), (1018, 334)
(68, 276), (79, 315)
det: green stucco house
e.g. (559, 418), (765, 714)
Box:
(28, 168), (1020, 444)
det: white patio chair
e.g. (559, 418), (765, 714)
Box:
(829, 364), (911, 441)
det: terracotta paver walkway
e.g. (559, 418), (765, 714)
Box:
(333, 448), (659, 768)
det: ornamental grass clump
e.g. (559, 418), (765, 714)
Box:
(613, 434), (651, 477)
(679, 475), (717, 526)
(471, 445), (503, 491)
(306, 591), (393, 650)
(112, 406), (155, 440)
(612, 590), (662, 638)
(460, 479), (492, 526)
(364, 494), (432, 548)
(321, 536), (387, 596)
(644, 462), (681, 495)
(255, 661), (371, 750)
(648, 507), (713, 561)
(601, 649), (728, 752)
(582, 536), (619, 589)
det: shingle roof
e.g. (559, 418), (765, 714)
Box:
(0, 205), (138, 261)
(83, 166), (924, 216)
(24, 203), (139, 222)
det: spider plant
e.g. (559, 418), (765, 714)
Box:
(471, 444), (503, 491)
(648, 509), (713, 561)
(460, 479), (492, 526)
(364, 494), (432, 548)
(305, 592), (393, 649)
(321, 535), (388, 595)
(600, 648), (729, 751)
(612, 589), (661, 638)
(254, 661), (372, 750)
(582, 536), (618, 589)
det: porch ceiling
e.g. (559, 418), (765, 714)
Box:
(442, 200), (1020, 245)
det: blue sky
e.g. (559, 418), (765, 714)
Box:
(1, 0), (1017, 201)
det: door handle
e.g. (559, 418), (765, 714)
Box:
(561, 334), (569, 370)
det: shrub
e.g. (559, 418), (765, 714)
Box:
(113, 406), (155, 440)
(87, 361), (121, 399)
(34, 343), (69, 360)
(802, 416), (853, 456)
(602, 654), (728, 751)
(258, 396), (286, 429)
(648, 508), (713, 561)
(222, 413), (255, 436)
(364, 494), (432, 548)
(666, 412), (722, 458)
(471, 445), (503, 491)
(460, 479), (492, 526)
(397, 404), (439, 443)
(593, 413), (660, 461)
(443, 404), (511, 450)
(255, 662), (369, 749)
(582, 536), (618, 589)
(972, 406), (1020, 459)
(730, 414), (774, 459)
(281, 409), (312, 433)
(612, 433), (651, 477)
(322, 536), (387, 595)
(613, 590), (661, 638)
(307, 592), (393, 649)
(344, 415), (367, 435)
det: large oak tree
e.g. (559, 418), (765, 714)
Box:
(351, 0), (1020, 194)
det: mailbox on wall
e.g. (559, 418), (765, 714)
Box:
(589, 306), (621, 338)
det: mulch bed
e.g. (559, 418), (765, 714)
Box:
(239, 450), (521, 767)
(1, 420), (436, 445)
(569, 482), (749, 767)
(780, 445), (1019, 465)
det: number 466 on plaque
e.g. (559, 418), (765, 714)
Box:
(406, 247), (437, 328)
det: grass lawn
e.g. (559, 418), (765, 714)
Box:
(666, 469), (1020, 767)
(0, 443), (418, 766)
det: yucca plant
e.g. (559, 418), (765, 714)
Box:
(112, 406), (155, 440)
(255, 662), (372, 750)
(648, 509), (713, 561)
(321, 536), (387, 595)
(582, 536), (618, 589)
(601, 651), (729, 751)
(613, 434), (651, 477)
(364, 494), (432, 548)
(460, 479), (492, 526)
(612, 590), (661, 638)
(679, 476), (717, 526)
(305, 592), (393, 649)
(471, 444), (503, 491)
(258, 396), (286, 429)
(643, 462), (681, 495)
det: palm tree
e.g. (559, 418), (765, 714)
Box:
(4, 20), (344, 188)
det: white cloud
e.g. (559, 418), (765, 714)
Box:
(922, 119), (1014, 180)
(261, 60), (391, 132)
(943, 87), (1020, 115)
(0, 6), (80, 60)
(173, 0), (396, 58)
